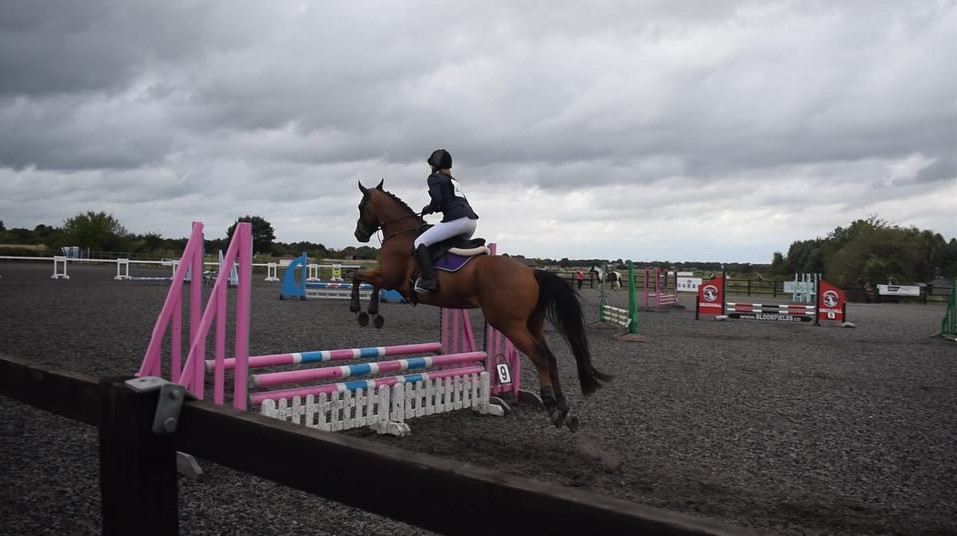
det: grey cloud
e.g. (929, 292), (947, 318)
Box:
(0, 93), (178, 170)
(916, 155), (957, 184)
(0, 0), (953, 252)
(3, 0), (952, 177)
(0, 0), (230, 96)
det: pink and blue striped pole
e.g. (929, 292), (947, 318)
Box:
(306, 281), (373, 289)
(206, 342), (443, 371)
(252, 351), (487, 387)
(249, 365), (486, 405)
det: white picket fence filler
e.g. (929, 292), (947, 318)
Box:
(600, 305), (632, 329)
(259, 371), (502, 436)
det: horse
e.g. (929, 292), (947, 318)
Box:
(607, 270), (622, 290)
(350, 179), (612, 431)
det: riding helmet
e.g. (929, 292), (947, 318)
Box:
(427, 149), (452, 169)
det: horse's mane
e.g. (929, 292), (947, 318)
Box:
(365, 188), (424, 224)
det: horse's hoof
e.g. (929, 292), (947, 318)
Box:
(549, 409), (567, 429)
(564, 415), (580, 433)
(373, 315), (384, 329)
(357, 312), (369, 327)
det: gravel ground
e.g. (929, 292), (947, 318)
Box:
(1, 261), (956, 536)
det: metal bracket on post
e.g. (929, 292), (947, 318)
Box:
(126, 377), (187, 434)
(125, 377), (204, 480)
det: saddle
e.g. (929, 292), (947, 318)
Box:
(420, 232), (488, 272)
(407, 231), (488, 302)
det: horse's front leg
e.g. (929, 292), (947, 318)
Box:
(366, 287), (383, 328)
(350, 278), (363, 314)
(352, 269), (387, 328)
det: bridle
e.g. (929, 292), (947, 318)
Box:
(357, 194), (422, 244)
(375, 214), (421, 244)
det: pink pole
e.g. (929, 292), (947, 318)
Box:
(178, 223), (250, 398)
(482, 242), (522, 398)
(451, 309), (460, 353)
(205, 342), (444, 371)
(441, 308), (449, 353)
(250, 365), (486, 405)
(506, 339), (520, 399)
(463, 313), (472, 352)
(170, 291), (182, 382)
(232, 225), (252, 410)
(213, 277), (227, 405)
(485, 242), (498, 383)
(654, 268), (660, 307)
(442, 308), (477, 355)
(190, 231), (203, 396)
(137, 222), (204, 378)
(252, 351), (488, 387)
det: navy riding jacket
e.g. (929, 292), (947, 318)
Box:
(422, 172), (479, 222)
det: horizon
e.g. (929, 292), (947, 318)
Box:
(4, 211), (957, 265)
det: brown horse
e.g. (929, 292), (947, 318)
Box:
(350, 179), (611, 431)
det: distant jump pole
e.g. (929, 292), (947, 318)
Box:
(596, 260), (645, 342)
(619, 261), (644, 341)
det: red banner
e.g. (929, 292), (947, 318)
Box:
(816, 280), (845, 322)
(696, 275), (725, 316)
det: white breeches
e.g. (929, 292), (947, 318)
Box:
(414, 217), (477, 248)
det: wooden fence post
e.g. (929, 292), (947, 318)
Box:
(98, 377), (179, 535)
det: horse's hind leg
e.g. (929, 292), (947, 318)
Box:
(527, 312), (578, 432)
(499, 319), (576, 431)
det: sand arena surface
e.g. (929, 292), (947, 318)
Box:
(1, 261), (955, 535)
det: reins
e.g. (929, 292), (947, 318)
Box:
(359, 189), (425, 245)
(374, 213), (422, 245)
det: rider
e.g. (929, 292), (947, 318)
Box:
(414, 148), (479, 293)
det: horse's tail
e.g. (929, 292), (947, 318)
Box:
(534, 270), (613, 396)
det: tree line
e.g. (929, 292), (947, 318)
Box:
(0, 212), (378, 262)
(2, 212), (954, 286)
(768, 217), (957, 287)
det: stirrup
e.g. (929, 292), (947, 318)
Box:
(414, 277), (436, 294)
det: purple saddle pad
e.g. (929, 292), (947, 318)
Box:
(435, 253), (480, 273)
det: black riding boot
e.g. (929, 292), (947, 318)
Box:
(414, 244), (437, 293)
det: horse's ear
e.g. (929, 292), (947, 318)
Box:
(375, 178), (384, 190)
(358, 180), (368, 195)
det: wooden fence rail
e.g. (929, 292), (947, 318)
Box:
(0, 352), (753, 536)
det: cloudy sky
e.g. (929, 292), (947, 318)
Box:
(1, 1), (954, 263)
